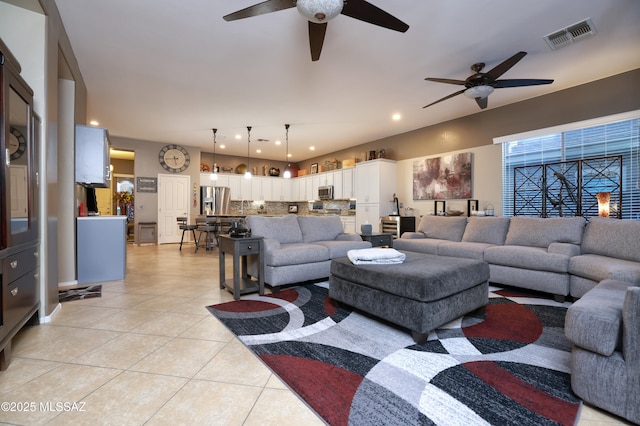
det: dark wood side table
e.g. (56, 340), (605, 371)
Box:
(218, 235), (264, 300)
(361, 232), (394, 248)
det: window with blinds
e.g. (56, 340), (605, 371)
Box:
(502, 117), (639, 219)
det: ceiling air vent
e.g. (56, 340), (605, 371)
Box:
(544, 18), (597, 50)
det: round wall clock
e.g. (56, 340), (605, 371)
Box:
(159, 144), (190, 173)
(9, 126), (27, 160)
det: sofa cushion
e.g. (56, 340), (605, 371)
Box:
(581, 217), (640, 263)
(484, 245), (570, 273)
(462, 217), (511, 245)
(393, 238), (445, 255)
(246, 214), (302, 244)
(416, 215), (467, 241)
(313, 240), (372, 259)
(569, 254), (640, 285)
(265, 243), (330, 266)
(298, 215), (344, 243)
(504, 217), (586, 248)
(565, 279), (631, 356)
(438, 241), (495, 261)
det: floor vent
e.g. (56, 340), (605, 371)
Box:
(544, 18), (597, 50)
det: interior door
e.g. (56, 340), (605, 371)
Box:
(158, 174), (190, 244)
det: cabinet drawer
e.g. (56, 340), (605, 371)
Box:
(3, 268), (40, 333)
(238, 240), (261, 256)
(3, 249), (39, 284)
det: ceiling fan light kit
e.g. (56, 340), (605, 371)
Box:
(297, 0), (343, 23)
(464, 85), (494, 99)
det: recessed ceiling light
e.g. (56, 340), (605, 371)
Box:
(90, 120), (99, 126)
(235, 134), (241, 140)
(310, 146), (316, 151)
(256, 149), (262, 154)
(275, 140), (281, 145)
(392, 113), (401, 121)
(220, 144), (226, 149)
(287, 153), (292, 158)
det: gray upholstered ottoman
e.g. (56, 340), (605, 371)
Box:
(329, 251), (489, 343)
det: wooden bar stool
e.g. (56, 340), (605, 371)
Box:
(177, 217), (197, 251)
(195, 217), (218, 253)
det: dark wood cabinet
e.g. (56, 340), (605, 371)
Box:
(0, 38), (40, 370)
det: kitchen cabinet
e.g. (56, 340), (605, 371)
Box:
(332, 171), (344, 199)
(356, 159), (396, 204)
(342, 168), (356, 199)
(76, 125), (111, 188)
(355, 159), (396, 230)
(340, 216), (356, 234)
(272, 178), (291, 201)
(228, 175), (252, 200)
(251, 176), (272, 201)
(77, 217), (126, 284)
(356, 204), (381, 233)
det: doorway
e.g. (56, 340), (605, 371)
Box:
(157, 174), (191, 244)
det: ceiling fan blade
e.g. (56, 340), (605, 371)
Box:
(484, 51), (527, 80)
(309, 21), (327, 61)
(493, 78), (554, 88)
(341, 0), (409, 32)
(423, 89), (466, 108)
(425, 77), (467, 86)
(223, 0), (295, 21)
(475, 97), (488, 109)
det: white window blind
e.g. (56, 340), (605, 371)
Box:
(502, 117), (639, 219)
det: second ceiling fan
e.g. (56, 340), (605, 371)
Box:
(423, 51), (554, 110)
(223, 0), (409, 61)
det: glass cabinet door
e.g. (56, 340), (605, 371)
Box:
(2, 59), (35, 249)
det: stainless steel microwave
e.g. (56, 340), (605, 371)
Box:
(318, 185), (334, 200)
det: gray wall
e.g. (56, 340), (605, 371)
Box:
(298, 69), (640, 171)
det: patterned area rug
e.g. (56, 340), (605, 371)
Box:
(59, 285), (102, 302)
(207, 283), (580, 426)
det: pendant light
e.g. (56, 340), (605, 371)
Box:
(244, 126), (252, 179)
(283, 124), (291, 179)
(210, 128), (218, 181)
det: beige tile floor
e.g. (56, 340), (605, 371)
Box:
(0, 243), (633, 425)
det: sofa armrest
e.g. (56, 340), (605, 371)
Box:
(548, 242), (581, 257)
(623, 286), (640, 365)
(400, 232), (426, 239)
(336, 233), (362, 242)
(262, 238), (281, 252)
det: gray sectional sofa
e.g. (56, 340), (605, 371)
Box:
(565, 279), (640, 424)
(395, 214), (640, 423)
(245, 214), (371, 289)
(395, 215), (640, 300)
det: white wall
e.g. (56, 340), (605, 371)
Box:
(395, 143), (503, 218)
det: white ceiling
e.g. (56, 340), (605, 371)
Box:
(54, 0), (640, 162)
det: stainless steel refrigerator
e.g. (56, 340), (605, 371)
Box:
(200, 186), (231, 215)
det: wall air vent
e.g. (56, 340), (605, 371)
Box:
(544, 18), (597, 50)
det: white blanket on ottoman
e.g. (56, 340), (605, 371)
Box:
(347, 248), (406, 265)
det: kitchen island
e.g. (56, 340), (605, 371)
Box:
(77, 216), (127, 284)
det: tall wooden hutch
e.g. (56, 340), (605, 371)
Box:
(0, 38), (40, 370)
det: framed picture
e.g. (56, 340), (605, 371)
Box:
(288, 204), (298, 213)
(467, 199), (478, 216)
(310, 163), (318, 174)
(413, 152), (472, 200)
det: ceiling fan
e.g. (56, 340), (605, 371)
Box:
(423, 51), (554, 110)
(223, 0), (409, 61)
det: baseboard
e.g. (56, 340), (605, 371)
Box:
(39, 303), (61, 323)
(58, 280), (80, 290)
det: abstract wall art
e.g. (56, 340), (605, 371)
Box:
(413, 152), (472, 200)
